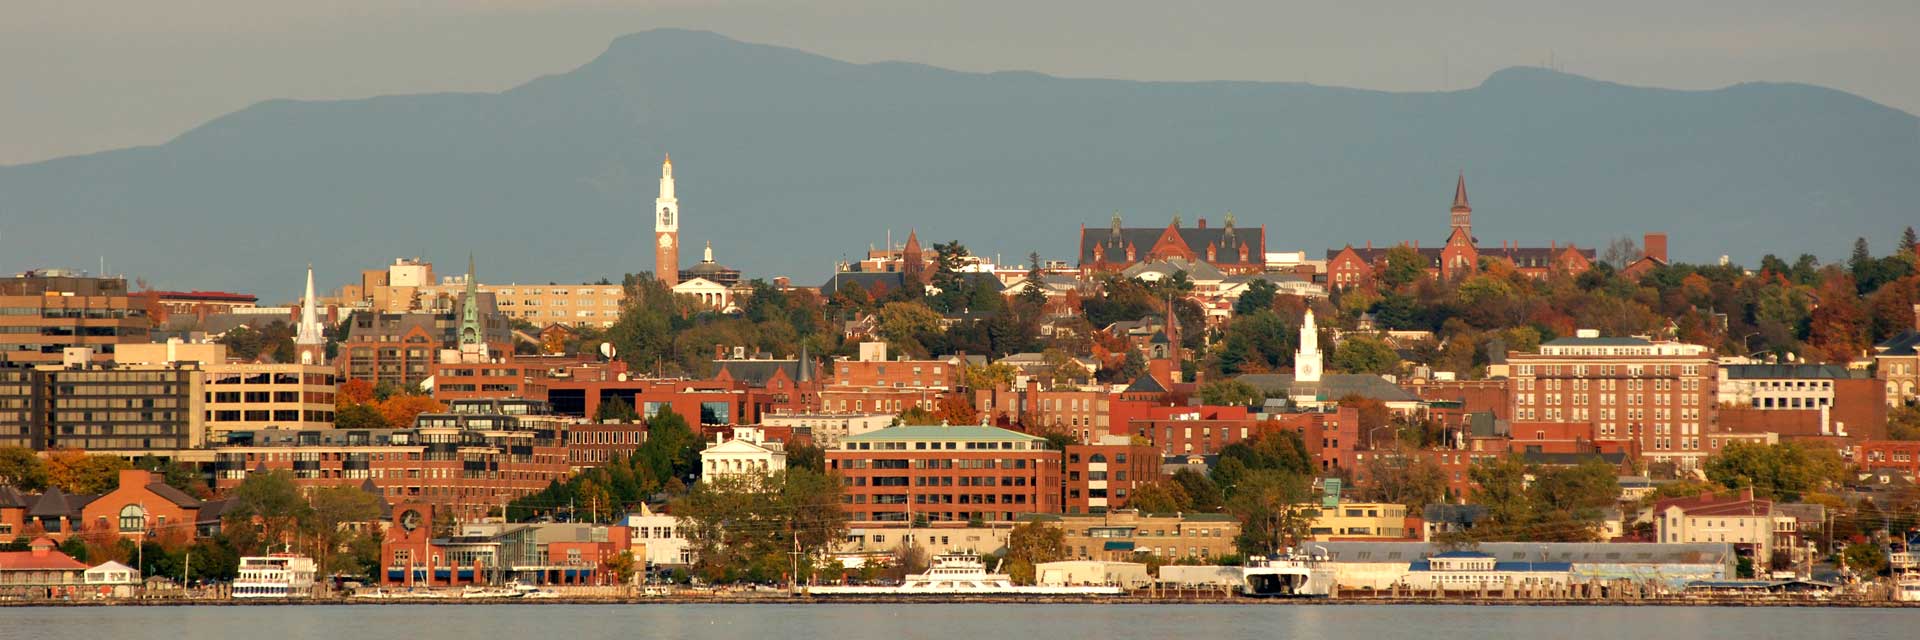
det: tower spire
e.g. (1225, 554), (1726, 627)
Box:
(459, 254), (482, 350)
(655, 153), (681, 286)
(1450, 172), (1473, 236)
(295, 264), (326, 365)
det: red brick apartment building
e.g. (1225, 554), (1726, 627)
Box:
(213, 399), (572, 522)
(1507, 331), (1718, 470)
(828, 424), (1061, 524)
(1062, 437), (1162, 514)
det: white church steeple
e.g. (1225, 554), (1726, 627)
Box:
(1294, 308), (1322, 383)
(295, 264), (326, 365)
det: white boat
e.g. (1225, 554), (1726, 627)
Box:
(461, 585), (523, 599)
(1897, 573), (1920, 602)
(1239, 552), (1335, 598)
(233, 554), (317, 599)
(808, 553), (1124, 596)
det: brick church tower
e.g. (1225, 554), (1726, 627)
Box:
(655, 154), (681, 286)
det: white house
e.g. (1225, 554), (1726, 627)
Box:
(699, 426), (787, 481)
(625, 504), (694, 568)
(84, 561), (140, 598)
(672, 277), (737, 312)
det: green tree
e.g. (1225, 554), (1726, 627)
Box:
(1381, 246), (1428, 288)
(223, 470), (314, 554)
(898, 406), (940, 426)
(637, 408), (699, 487)
(1362, 446), (1449, 510)
(674, 468), (846, 584)
(596, 395), (641, 422)
(1329, 334), (1400, 374)
(1198, 379), (1264, 407)
(1004, 520), (1066, 585)
(0, 446), (48, 491)
(1016, 252), (1050, 311)
(1233, 279), (1278, 315)
(1704, 441), (1845, 501)
(1126, 480), (1191, 514)
(1842, 542), (1889, 577)
(334, 403), (388, 430)
(1227, 469), (1312, 556)
(1215, 430), (1312, 492)
(786, 442), (827, 473)
(1171, 468), (1225, 512)
(306, 484), (383, 576)
(878, 301), (943, 355)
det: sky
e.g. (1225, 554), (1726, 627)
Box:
(4, 0), (1916, 166)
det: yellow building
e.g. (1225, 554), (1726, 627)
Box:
(1300, 500), (1413, 541)
(116, 342), (337, 440)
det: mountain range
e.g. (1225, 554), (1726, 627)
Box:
(2, 28), (1916, 299)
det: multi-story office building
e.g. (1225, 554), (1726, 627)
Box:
(1061, 436), (1162, 514)
(339, 306), (510, 388)
(116, 342), (337, 438)
(1507, 331), (1718, 470)
(828, 424), (1061, 524)
(0, 350), (204, 452)
(1029, 510), (1243, 562)
(1, 271), (149, 366)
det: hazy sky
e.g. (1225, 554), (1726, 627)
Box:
(5, 0), (1915, 166)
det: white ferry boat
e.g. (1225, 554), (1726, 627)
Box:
(233, 554), (318, 599)
(1239, 552), (1335, 598)
(1896, 571), (1920, 602)
(808, 553), (1124, 596)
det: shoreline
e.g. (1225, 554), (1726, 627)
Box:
(4, 595), (1910, 608)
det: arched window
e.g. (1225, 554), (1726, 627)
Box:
(118, 505), (146, 533)
(1088, 454), (1107, 463)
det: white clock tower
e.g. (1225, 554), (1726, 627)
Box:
(654, 154), (680, 285)
(1295, 308), (1323, 383)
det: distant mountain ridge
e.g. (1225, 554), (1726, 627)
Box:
(2, 28), (1915, 298)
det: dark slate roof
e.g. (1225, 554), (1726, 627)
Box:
(1877, 331), (1920, 357)
(28, 487), (81, 518)
(1124, 374), (1169, 394)
(715, 359), (803, 386)
(819, 271), (908, 295)
(144, 482), (203, 509)
(1236, 373), (1419, 403)
(0, 486), (26, 508)
(195, 498), (235, 525)
(1722, 364), (1863, 380)
(1081, 224), (1265, 268)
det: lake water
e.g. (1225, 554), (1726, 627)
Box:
(3, 603), (1914, 639)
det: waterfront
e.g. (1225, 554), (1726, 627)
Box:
(5, 604), (1918, 639)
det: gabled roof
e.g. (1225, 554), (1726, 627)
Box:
(0, 486), (26, 509)
(715, 359), (803, 386)
(1123, 374), (1169, 394)
(28, 487), (82, 518)
(143, 482), (203, 509)
(1877, 330), (1920, 357)
(0, 548), (87, 572)
(1082, 224), (1265, 267)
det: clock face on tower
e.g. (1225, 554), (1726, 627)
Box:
(399, 509), (422, 532)
(658, 234), (674, 248)
(660, 207), (674, 227)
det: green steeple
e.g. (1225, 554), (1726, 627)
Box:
(459, 254), (481, 346)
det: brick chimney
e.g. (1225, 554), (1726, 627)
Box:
(118, 468), (153, 488)
(1644, 233), (1669, 263)
(1196, 217), (1207, 229)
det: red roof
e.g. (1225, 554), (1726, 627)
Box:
(0, 541), (87, 572)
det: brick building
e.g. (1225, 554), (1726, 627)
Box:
(0, 354), (205, 453)
(1323, 176), (1597, 287)
(1873, 307), (1920, 406)
(1077, 214), (1268, 276)
(828, 424), (1061, 524)
(1508, 331), (1717, 470)
(1715, 363), (1886, 449)
(80, 470), (209, 542)
(1062, 436), (1162, 514)
(213, 399), (572, 522)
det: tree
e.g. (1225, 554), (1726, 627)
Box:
(963, 362), (1018, 390)
(376, 395), (445, 430)
(43, 450), (130, 495)
(307, 484), (383, 575)
(1171, 468), (1225, 512)
(1842, 541), (1889, 577)
(898, 406), (940, 426)
(1330, 334), (1400, 374)
(1600, 236), (1642, 270)
(0, 446), (48, 491)
(606, 551), (639, 585)
(1467, 456), (1533, 539)
(1126, 480), (1191, 514)
(877, 301), (942, 354)
(1704, 441), (1845, 501)
(636, 408), (699, 487)
(674, 468), (845, 584)
(1890, 405), (1920, 441)
(336, 378), (376, 406)
(1004, 521), (1065, 585)
(1198, 379), (1263, 408)
(1016, 252), (1049, 311)
(1040, 348), (1090, 388)
(1381, 246), (1428, 288)
(1363, 447), (1449, 510)
(1227, 469), (1312, 556)
(1233, 279), (1278, 315)
(1215, 430), (1313, 492)
(134, 455), (206, 498)
(596, 396), (641, 422)
(786, 442), (826, 473)
(223, 470), (313, 555)
(334, 404), (388, 430)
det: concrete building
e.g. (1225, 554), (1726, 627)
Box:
(1654, 489), (1789, 566)
(1, 270), (150, 366)
(828, 424), (1061, 524)
(116, 342), (337, 438)
(1024, 510), (1241, 562)
(700, 426), (787, 481)
(1507, 331), (1718, 470)
(1302, 499), (1415, 541)
(0, 350), (205, 452)
(1715, 362), (1886, 445)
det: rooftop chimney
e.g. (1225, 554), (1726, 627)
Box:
(1196, 217), (1207, 229)
(1644, 233), (1669, 263)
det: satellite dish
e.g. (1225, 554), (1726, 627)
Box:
(599, 342), (616, 360)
